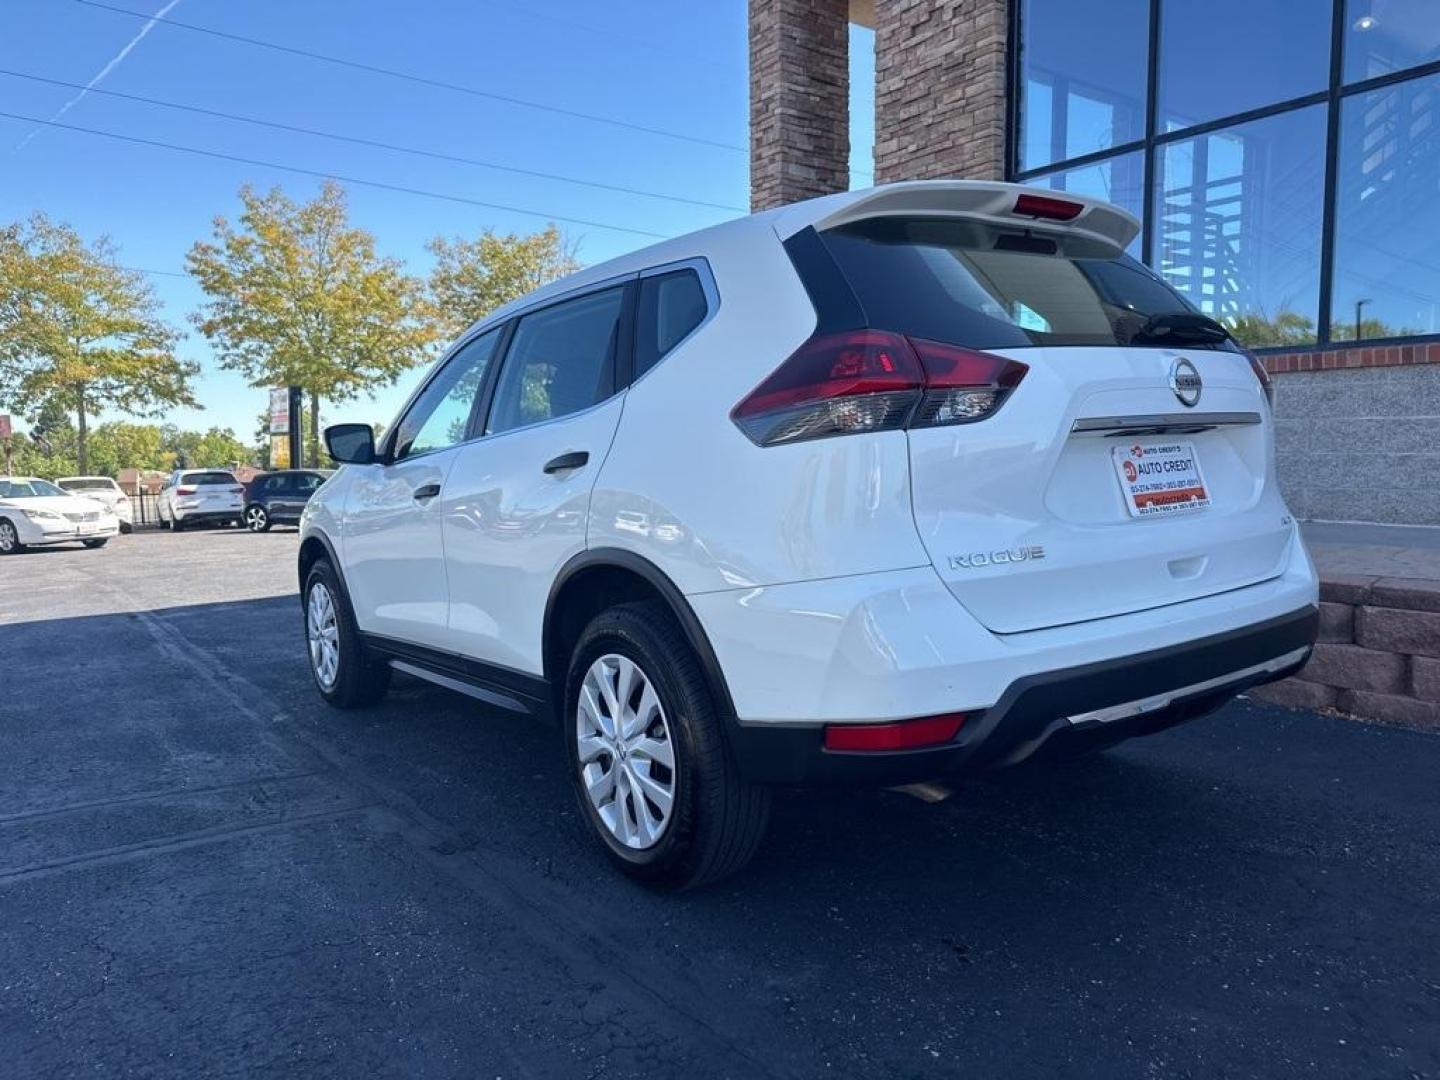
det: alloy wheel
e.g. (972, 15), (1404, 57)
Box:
(245, 506), (268, 531)
(306, 582), (340, 688)
(577, 653), (677, 850)
(0, 520), (15, 552)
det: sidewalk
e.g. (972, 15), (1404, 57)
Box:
(1303, 521), (1440, 580)
(1251, 522), (1440, 730)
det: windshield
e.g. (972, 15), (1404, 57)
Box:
(0, 479), (67, 498)
(818, 216), (1240, 351)
(59, 478), (117, 492)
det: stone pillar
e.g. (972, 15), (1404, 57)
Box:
(873, 0), (1008, 183)
(749, 0), (851, 211)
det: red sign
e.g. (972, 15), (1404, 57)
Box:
(0, 414), (11, 440)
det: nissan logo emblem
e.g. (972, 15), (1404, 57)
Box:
(1170, 358), (1202, 408)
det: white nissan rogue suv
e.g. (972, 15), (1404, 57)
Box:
(300, 181), (1319, 888)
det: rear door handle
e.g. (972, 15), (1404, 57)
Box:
(412, 482), (441, 501)
(543, 451), (589, 475)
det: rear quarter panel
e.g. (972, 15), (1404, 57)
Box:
(587, 223), (931, 594)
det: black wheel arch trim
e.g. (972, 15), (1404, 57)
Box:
(545, 547), (741, 729)
(297, 531), (354, 612)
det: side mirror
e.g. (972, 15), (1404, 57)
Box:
(324, 423), (376, 465)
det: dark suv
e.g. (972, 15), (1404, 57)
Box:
(242, 470), (331, 532)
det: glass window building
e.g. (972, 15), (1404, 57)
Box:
(1012, 0), (1440, 349)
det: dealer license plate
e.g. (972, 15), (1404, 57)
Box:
(1112, 441), (1211, 518)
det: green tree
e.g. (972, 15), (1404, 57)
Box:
(10, 401), (79, 477)
(426, 224), (579, 339)
(86, 421), (168, 476)
(160, 424), (252, 470)
(187, 182), (439, 467)
(0, 213), (198, 473)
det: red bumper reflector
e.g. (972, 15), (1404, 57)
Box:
(823, 713), (966, 752)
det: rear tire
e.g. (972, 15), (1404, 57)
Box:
(0, 518), (24, 554)
(303, 558), (391, 708)
(171, 515), (185, 532)
(82, 539), (108, 549)
(564, 601), (770, 889)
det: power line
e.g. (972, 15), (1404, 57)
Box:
(0, 110), (673, 239)
(73, 0), (747, 154)
(120, 264), (188, 278)
(0, 69), (745, 213)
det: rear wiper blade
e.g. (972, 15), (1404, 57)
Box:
(1126, 312), (1231, 346)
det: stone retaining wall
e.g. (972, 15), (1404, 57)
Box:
(1249, 576), (1440, 731)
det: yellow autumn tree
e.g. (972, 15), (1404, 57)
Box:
(187, 181), (439, 466)
(426, 224), (580, 340)
(0, 213), (198, 473)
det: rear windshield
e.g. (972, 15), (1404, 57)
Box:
(818, 217), (1238, 351)
(60, 478), (116, 491)
(183, 472), (238, 486)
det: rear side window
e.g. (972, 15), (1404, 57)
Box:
(487, 287), (625, 435)
(634, 270), (708, 378)
(817, 217), (1234, 350)
(185, 471), (238, 486)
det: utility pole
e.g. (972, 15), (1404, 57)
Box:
(1355, 298), (1371, 342)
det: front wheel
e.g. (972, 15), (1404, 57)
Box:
(82, 539), (109, 549)
(303, 559), (391, 708)
(0, 518), (24, 554)
(244, 505), (270, 532)
(565, 601), (770, 889)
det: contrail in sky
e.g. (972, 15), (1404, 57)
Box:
(13, 0), (183, 152)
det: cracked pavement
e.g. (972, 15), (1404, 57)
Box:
(2, 528), (1438, 1078)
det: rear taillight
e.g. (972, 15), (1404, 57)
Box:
(1244, 351), (1276, 408)
(1013, 192), (1084, 221)
(175, 486), (196, 496)
(824, 712), (967, 752)
(731, 331), (1027, 447)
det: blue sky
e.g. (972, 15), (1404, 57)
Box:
(1, 0), (876, 440)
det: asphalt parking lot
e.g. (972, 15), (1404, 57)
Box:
(3, 529), (1438, 1079)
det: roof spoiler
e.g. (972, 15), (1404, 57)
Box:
(773, 181), (1141, 251)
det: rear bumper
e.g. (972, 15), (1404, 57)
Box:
(726, 605), (1317, 785)
(173, 509), (241, 523)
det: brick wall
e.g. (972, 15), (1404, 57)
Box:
(749, 0), (851, 211)
(1250, 577), (1440, 732)
(873, 0), (1007, 183)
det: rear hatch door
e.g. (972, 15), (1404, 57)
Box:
(814, 209), (1290, 634)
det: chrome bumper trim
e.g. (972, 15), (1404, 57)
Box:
(1065, 645), (1310, 727)
(1070, 411), (1262, 436)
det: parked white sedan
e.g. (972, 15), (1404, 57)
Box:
(0, 477), (120, 553)
(55, 475), (134, 533)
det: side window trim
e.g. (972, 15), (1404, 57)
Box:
(462, 317), (516, 443)
(627, 256), (719, 387)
